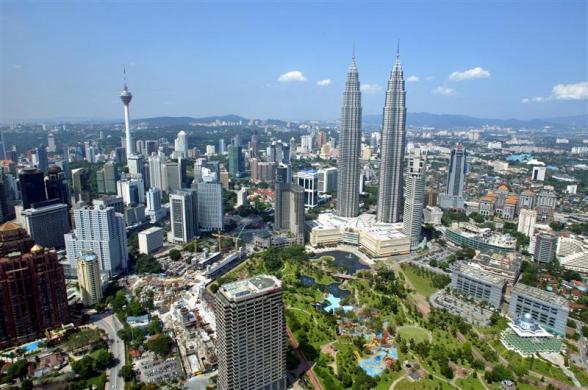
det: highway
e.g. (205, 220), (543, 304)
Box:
(91, 311), (126, 390)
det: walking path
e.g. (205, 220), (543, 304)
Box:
(286, 325), (324, 390)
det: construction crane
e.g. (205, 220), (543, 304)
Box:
(212, 223), (250, 252)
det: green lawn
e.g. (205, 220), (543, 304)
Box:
(398, 326), (431, 343)
(401, 267), (440, 297)
(456, 374), (486, 390)
(570, 364), (588, 387)
(395, 377), (457, 389)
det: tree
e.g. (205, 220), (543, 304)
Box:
(92, 349), (113, 371)
(72, 355), (96, 380)
(6, 360), (28, 381)
(148, 319), (163, 335)
(20, 379), (33, 390)
(119, 364), (136, 382)
(169, 249), (181, 262)
(147, 335), (174, 357)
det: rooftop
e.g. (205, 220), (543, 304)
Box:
(219, 275), (281, 302)
(512, 283), (568, 307)
(139, 226), (163, 235)
(452, 262), (507, 285)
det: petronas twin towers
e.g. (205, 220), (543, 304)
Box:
(336, 51), (407, 221)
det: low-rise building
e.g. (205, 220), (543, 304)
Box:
(444, 223), (516, 253)
(423, 205), (443, 225)
(508, 283), (569, 336)
(450, 262), (506, 308)
(138, 227), (164, 255)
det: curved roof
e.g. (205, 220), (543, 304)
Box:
(0, 222), (22, 232)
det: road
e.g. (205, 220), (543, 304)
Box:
(286, 326), (324, 390)
(91, 311), (126, 390)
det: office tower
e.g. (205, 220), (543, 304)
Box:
(439, 143), (467, 210)
(509, 283), (569, 336)
(274, 183), (305, 242)
(403, 149), (426, 250)
(7, 145), (16, 163)
(204, 160), (221, 178)
(206, 145), (216, 156)
(64, 203), (128, 276)
(377, 52), (407, 223)
(146, 187), (162, 211)
(250, 132), (258, 157)
(295, 170), (319, 208)
(163, 161), (181, 193)
(117, 176), (145, 205)
(424, 188), (439, 207)
(215, 275), (287, 390)
(136, 140), (145, 156)
(45, 165), (70, 205)
(250, 158), (275, 183)
(532, 166), (546, 181)
(127, 154), (145, 179)
(219, 169), (230, 190)
(236, 187), (248, 208)
(170, 190), (198, 243)
(47, 133), (56, 153)
(179, 157), (190, 188)
(0, 132), (6, 161)
(124, 204), (146, 226)
(114, 147), (127, 164)
(71, 167), (92, 203)
(145, 140), (158, 156)
(197, 173), (224, 231)
(275, 163), (292, 185)
(174, 130), (188, 158)
(36, 144), (49, 171)
(148, 154), (163, 190)
(218, 138), (226, 155)
(84, 141), (96, 163)
(97, 161), (118, 194)
(534, 233), (557, 263)
(301, 135), (313, 153)
(228, 143), (244, 177)
(318, 167), (337, 193)
(19, 167), (47, 209)
(0, 222), (69, 348)
(534, 189), (557, 223)
(93, 196), (125, 214)
(76, 251), (103, 306)
(336, 56), (362, 218)
(517, 209), (537, 237)
(20, 199), (69, 248)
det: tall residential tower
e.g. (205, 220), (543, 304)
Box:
(377, 52), (407, 223)
(336, 56), (362, 218)
(403, 149), (426, 250)
(439, 143), (467, 210)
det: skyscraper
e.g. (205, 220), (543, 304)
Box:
(45, 165), (70, 205)
(64, 203), (128, 276)
(215, 275), (287, 390)
(169, 190), (198, 243)
(174, 130), (188, 158)
(197, 178), (224, 232)
(517, 209), (537, 237)
(20, 199), (69, 249)
(403, 149), (426, 250)
(76, 251), (102, 306)
(336, 56), (362, 218)
(96, 161), (118, 194)
(274, 182), (305, 243)
(36, 144), (49, 171)
(377, 52), (407, 223)
(228, 142), (244, 178)
(71, 167), (92, 203)
(19, 168), (47, 209)
(0, 222), (70, 348)
(439, 143), (467, 210)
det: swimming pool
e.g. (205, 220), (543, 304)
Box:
(358, 347), (398, 377)
(324, 294), (353, 313)
(22, 340), (42, 353)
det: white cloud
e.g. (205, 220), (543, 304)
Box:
(277, 70), (307, 83)
(449, 67), (491, 81)
(406, 75), (420, 82)
(316, 79), (332, 87)
(521, 81), (587, 103)
(432, 86), (456, 96)
(360, 84), (383, 94)
(552, 81), (588, 100)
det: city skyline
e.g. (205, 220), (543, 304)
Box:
(1, 1), (587, 122)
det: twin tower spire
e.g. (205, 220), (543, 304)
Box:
(336, 46), (407, 221)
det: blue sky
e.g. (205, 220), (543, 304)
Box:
(1, 1), (587, 121)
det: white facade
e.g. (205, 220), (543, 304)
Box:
(64, 204), (128, 276)
(170, 190), (198, 243)
(294, 170), (319, 209)
(174, 130), (188, 158)
(138, 226), (164, 255)
(532, 166), (546, 181)
(423, 205), (443, 225)
(206, 145), (216, 156)
(148, 154), (163, 190)
(300, 135), (313, 153)
(403, 149), (425, 250)
(117, 176), (145, 205)
(517, 209), (537, 237)
(236, 187), (248, 208)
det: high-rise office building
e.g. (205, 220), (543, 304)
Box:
(377, 52), (406, 223)
(318, 167), (337, 193)
(36, 144), (49, 171)
(336, 56), (362, 218)
(174, 130), (188, 158)
(215, 275), (287, 390)
(534, 233), (557, 263)
(274, 183), (305, 243)
(517, 209), (537, 237)
(197, 174), (224, 232)
(439, 143), (467, 210)
(403, 149), (426, 250)
(163, 161), (181, 193)
(117, 176), (145, 205)
(47, 133), (56, 153)
(64, 203), (128, 276)
(20, 199), (69, 249)
(169, 190), (198, 243)
(71, 167), (92, 203)
(45, 165), (70, 206)
(0, 223), (69, 348)
(294, 170), (319, 209)
(275, 163), (292, 185)
(218, 138), (226, 155)
(96, 162), (118, 194)
(148, 154), (163, 190)
(145, 140), (158, 156)
(19, 168), (46, 209)
(228, 142), (244, 178)
(76, 251), (103, 306)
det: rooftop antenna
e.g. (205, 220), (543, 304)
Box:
(396, 39), (400, 58)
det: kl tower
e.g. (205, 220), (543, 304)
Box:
(120, 69), (144, 177)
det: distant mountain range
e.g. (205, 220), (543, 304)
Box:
(131, 113), (587, 130)
(364, 112), (588, 129)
